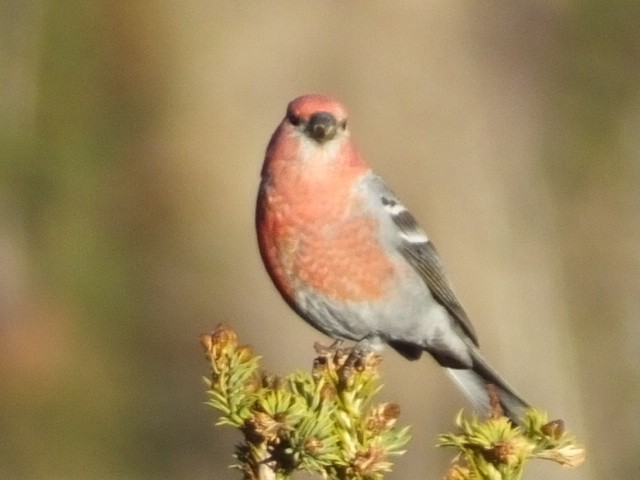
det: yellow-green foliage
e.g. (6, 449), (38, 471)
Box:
(438, 409), (585, 480)
(201, 325), (584, 480)
(201, 325), (410, 480)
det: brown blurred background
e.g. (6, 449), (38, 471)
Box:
(1, 2), (639, 479)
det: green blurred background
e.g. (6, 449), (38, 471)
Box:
(1, 2), (639, 479)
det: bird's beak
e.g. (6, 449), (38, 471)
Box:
(305, 112), (338, 144)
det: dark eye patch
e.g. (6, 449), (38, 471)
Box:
(288, 113), (303, 127)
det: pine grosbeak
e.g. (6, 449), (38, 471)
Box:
(256, 94), (529, 421)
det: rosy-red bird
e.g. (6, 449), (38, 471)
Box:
(256, 94), (529, 421)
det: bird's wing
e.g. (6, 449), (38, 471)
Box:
(364, 174), (479, 345)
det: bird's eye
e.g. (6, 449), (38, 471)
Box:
(288, 114), (303, 127)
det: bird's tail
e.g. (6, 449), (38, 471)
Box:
(446, 347), (529, 423)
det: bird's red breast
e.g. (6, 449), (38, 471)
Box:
(257, 130), (395, 304)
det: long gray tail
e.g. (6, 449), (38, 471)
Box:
(446, 347), (529, 423)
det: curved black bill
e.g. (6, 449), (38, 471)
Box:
(305, 112), (338, 143)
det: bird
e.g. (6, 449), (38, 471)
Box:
(255, 94), (529, 421)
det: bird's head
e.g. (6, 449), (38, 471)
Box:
(261, 94), (368, 181)
(285, 94), (349, 146)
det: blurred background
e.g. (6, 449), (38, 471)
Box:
(1, 1), (639, 479)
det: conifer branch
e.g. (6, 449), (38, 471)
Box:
(200, 324), (585, 479)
